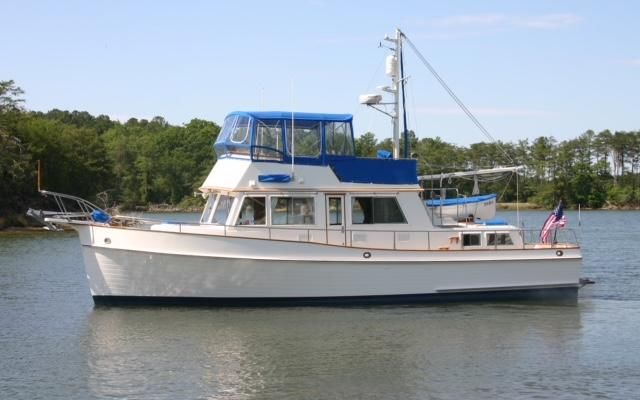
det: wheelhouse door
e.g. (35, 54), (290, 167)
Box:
(326, 195), (346, 246)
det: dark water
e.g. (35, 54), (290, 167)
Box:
(1, 211), (639, 399)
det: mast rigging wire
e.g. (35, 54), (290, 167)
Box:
(400, 31), (514, 164)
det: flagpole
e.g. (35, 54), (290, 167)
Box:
(578, 204), (581, 226)
(37, 159), (42, 191)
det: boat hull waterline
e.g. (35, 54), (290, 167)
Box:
(77, 224), (581, 305)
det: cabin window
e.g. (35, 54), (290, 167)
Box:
(487, 233), (513, 246)
(214, 115), (236, 157)
(325, 122), (354, 156)
(212, 195), (234, 224)
(254, 119), (284, 160)
(328, 197), (343, 225)
(351, 197), (406, 224)
(237, 196), (266, 225)
(286, 120), (321, 158)
(218, 115), (236, 142)
(227, 116), (251, 155)
(214, 115), (252, 157)
(230, 116), (251, 144)
(200, 194), (216, 223)
(463, 233), (481, 246)
(271, 197), (315, 225)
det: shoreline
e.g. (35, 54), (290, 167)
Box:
(0, 203), (203, 231)
(496, 202), (540, 211)
(0, 226), (76, 235)
(498, 203), (640, 211)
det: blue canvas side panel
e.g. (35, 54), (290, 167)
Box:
(329, 158), (418, 185)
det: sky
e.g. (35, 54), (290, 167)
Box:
(1, 0), (638, 145)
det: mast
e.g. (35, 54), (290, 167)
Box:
(359, 28), (405, 160)
(359, 29), (409, 160)
(384, 29), (402, 159)
(399, 36), (409, 159)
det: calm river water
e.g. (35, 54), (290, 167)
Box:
(1, 211), (639, 399)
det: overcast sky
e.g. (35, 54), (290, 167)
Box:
(2, 0), (638, 145)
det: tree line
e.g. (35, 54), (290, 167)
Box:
(0, 80), (219, 227)
(357, 128), (639, 209)
(1, 80), (638, 227)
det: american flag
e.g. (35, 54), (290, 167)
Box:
(539, 201), (567, 244)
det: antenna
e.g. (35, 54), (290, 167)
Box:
(260, 86), (264, 108)
(290, 80), (295, 177)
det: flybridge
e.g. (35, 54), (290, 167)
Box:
(213, 110), (418, 185)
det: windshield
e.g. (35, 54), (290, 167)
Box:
(214, 115), (251, 157)
(200, 194), (217, 223)
(212, 195), (234, 224)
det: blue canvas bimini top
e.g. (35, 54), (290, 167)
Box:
(228, 111), (353, 122)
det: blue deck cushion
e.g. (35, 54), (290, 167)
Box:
(377, 150), (392, 159)
(91, 210), (111, 223)
(258, 174), (292, 183)
(477, 218), (509, 226)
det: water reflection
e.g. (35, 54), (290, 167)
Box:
(83, 303), (582, 399)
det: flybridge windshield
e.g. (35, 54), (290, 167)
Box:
(214, 112), (355, 164)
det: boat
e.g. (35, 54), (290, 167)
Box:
(419, 166), (524, 224)
(426, 193), (497, 222)
(30, 29), (583, 305)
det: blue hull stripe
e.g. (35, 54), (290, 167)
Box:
(93, 286), (578, 307)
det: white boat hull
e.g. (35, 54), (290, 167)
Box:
(76, 224), (581, 305)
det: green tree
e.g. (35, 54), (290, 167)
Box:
(414, 136), (462, 176)
(355, 132), (378, 157)
(0, 80), (31, 218)
(0, 80), (24, 118)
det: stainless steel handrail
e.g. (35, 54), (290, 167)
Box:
(37, 190), (103, 222)
(212, 223), (579, 250)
